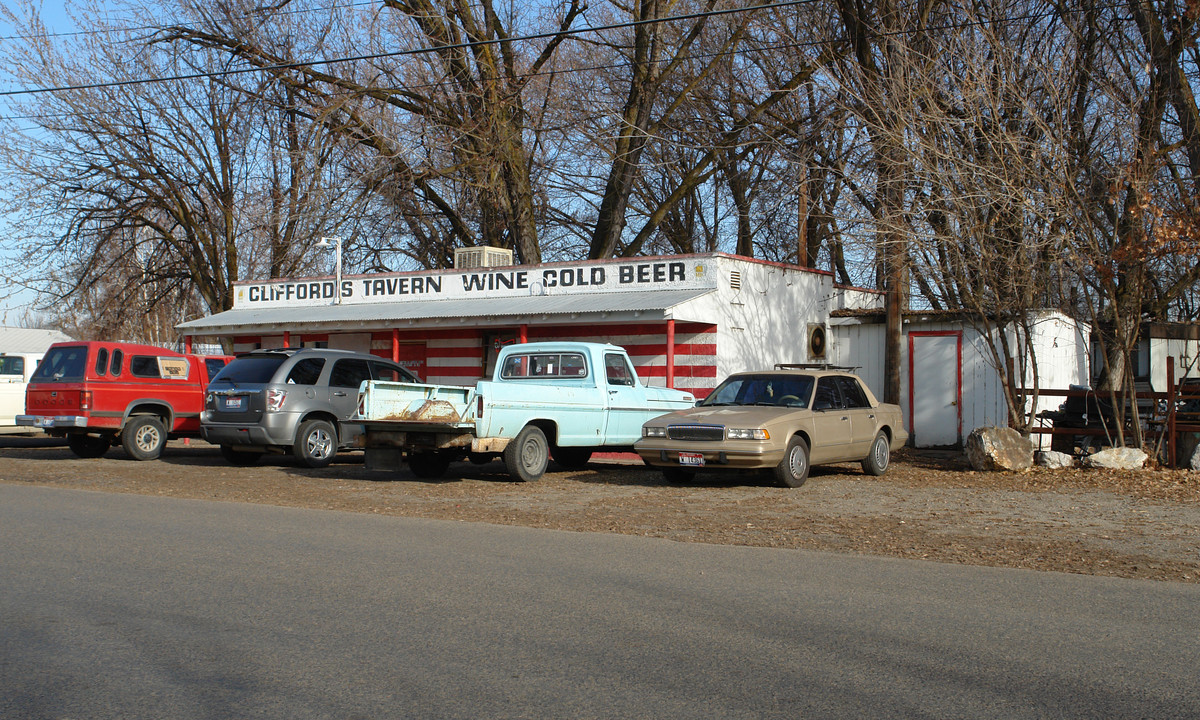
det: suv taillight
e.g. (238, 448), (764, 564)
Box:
(266, 388), (287, 412)
(80, 390), (92, 411)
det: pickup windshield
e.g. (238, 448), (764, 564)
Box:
(700, 374), (814, 408)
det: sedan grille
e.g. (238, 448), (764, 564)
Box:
(667, 424), (724, 441)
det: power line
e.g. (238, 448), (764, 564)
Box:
(0, 0), (819, 99)
(0, 0), (383, 43)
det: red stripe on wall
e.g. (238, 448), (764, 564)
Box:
(623, 342), (716, 357)
(427, 366), (486, 378)
(427, 346), (486, 359)
(637, 365), (718, 378)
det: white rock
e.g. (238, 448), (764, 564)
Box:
(965, 427), (1033, 472)
(1082, 447), (1148, 470)
(1035, 450), (1074, 469)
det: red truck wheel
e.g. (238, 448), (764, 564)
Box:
(122, 415), (167, 461)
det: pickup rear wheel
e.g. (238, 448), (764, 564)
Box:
(294, 419), (337, 468)
(408, 451), (451, 479)
(504, 425), (548, 482)
(68, 433), (111, 459)
(122, 415), (167, 461)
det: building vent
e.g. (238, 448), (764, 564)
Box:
(454, 246), (514, 269)
(808, 324), (827, 360)
(729, 270), (742, 290)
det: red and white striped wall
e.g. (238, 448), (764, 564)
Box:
(231, 321), (719, 397)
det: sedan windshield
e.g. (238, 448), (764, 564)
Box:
(700, 374), (814, 408)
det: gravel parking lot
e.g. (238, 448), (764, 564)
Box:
(2, 434), (1198, 583)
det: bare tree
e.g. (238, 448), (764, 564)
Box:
(0, 0), (357, 342)
(165, 0), (585, 265)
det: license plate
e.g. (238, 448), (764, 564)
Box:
(35, 417), (54, 428)
(679, 452), (705, 467)
(222, 396), (245, 410)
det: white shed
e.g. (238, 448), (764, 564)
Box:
(829, 309), (1091, 448)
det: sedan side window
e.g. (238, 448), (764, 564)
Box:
(329, 358), (371, 388)
(812, 378), (842, 410)
(835, 377), (870, 408)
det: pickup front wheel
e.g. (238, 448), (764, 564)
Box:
(504, 425), (548, 482)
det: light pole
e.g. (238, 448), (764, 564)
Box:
(316, 236), (343, 304)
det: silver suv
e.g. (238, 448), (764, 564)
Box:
(201, 348), (418, 467)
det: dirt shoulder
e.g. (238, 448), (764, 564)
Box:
(2, 436), (1199, 583)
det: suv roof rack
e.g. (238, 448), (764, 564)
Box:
(774, 362), (860, 371)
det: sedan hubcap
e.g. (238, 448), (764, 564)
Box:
(789, 446), (807, 477)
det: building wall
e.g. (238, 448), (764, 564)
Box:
(709, 257), (836, 380)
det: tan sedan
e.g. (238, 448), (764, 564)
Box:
(636, 368), (908, 487)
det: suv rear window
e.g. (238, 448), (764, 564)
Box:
(32, 346), (88, 382)
(212, 355), (290, 384)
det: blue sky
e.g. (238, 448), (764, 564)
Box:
(0, 2), (75, 324)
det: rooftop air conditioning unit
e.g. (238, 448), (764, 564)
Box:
(454, 246), (514, 269)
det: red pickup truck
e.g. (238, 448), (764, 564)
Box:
(18, 341), (232, 460)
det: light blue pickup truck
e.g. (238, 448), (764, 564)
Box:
(355, 341), (695, 481)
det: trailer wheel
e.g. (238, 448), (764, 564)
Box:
(68, 433), (111, 459)
(504, 425), (548, 482)
(408, 451), (451, 479)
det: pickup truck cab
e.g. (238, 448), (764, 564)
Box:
(18, 341), (233, 460)
(356, 341), (696, 481)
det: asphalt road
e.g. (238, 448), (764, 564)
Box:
(2, 484), (1198, 719)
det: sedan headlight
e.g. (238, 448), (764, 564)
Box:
(642, 426), (667, 438)
(728, 428), (769, 440)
